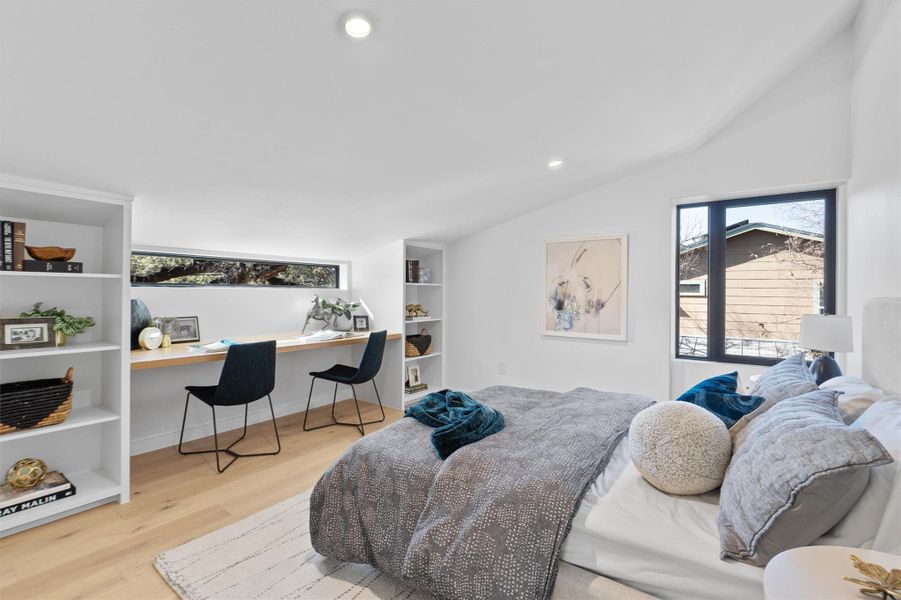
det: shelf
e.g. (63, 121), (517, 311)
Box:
(0, 407), (120, 443)
(405, 352), (442, 363)
(0, 271), (121, 279)
(0, 342), (120, 360)
(404, 317), (442, 324)
(405, 282), (442, 287)
(0, 469), (121, 534)
(403, 389), (432, 405)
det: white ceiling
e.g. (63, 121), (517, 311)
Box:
(0, 1), (859, 259)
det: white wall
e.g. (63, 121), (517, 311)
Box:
(846, 0), (901, 377)
(446, 31), (854, 402)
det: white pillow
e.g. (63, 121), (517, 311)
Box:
(817, 396), (901, 552)
(819, 375), (884, 424)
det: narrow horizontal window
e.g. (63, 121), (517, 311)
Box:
(676, 189), (836, 366)
(130, 252), (339, 288)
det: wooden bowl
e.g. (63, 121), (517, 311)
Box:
(25, 246), (76, 261)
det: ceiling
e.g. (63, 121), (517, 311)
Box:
(0, 1), (859, 259)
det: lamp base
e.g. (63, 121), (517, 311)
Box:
(809, 355), (842, 385)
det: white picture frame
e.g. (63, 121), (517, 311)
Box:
(541, 234), (628, 341)
(406, 364), (423, 386)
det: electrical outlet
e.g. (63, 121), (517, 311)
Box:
(497, 361), (506, 375)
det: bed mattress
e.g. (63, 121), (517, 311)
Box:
(561, 440), (764, 600)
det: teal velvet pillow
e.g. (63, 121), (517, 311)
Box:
(677, 372), (765, 428)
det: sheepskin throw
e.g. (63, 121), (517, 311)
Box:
(628, 401), (732, 495)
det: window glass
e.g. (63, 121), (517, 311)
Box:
(130, 253), (339, 288)
(678, 205), (709, 357)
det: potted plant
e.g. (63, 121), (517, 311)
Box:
(20, 302), (95, 346)
(320, 298), (361, 331)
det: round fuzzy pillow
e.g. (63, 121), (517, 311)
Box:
(628, 401), (732, 495)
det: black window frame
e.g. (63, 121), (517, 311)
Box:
(675, 188), (837, 366)
(130, 251), (341, 289)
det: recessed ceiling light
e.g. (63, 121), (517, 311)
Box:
(547, 158), (565, 170)
(342, 13), (372, 39)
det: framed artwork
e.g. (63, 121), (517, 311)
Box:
(353, 315), (370, 332)
(406, 364), (422, 386)
(0, 317), (56, 350)
(168, 316), (200, 343)
(542, 234), (628, 341)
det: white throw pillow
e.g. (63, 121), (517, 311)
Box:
(628, 402), (732, 495)
(817, 396), (901, 552)
(819, 375), (884, 424)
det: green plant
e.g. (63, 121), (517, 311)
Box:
(20, 302), (96, 337)
(320, 298), (360, 328)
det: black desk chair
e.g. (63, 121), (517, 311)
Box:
(178, 340), (281, 473)
(303, 330), (387, 436)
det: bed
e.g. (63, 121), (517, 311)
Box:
(310, 298), (901, 600)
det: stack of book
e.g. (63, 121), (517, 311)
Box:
(405, 259), (420, 283)
(0, 472), (76, 518)
(1, 220), (25, 271)
(405, 383), (428, 395)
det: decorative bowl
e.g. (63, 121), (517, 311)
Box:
(25, 246), (76, 261)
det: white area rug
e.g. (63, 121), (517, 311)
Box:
(154, 490), (426, 600)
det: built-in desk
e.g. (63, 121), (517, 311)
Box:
(131, 331), (402, 370)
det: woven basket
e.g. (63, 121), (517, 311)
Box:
(0, 367), (74, 435)
(405, 329), (432, 357)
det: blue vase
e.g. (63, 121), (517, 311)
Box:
(131, 299), (151, 350)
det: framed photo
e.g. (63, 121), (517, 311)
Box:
(406, 364), (422, 386)
(0, 317), (56, 351)
(353, 315), (370, 332)
(168, 316), (200, 343)
(542, 234), (628, 341)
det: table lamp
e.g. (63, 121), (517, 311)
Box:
(799, 314), (853, 385)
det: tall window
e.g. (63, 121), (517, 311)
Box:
(676, 189), (836, 365)
(131, 252), (340, 288)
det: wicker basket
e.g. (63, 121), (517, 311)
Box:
(405, 329), (433, 357)
(0, 367), (74, 435)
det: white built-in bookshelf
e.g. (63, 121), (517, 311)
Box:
(403, 241), (446, 406)
(0, 175), (132, 536)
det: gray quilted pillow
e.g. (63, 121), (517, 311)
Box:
(718, 389), (893, 566)
(749, 353), (818, 403)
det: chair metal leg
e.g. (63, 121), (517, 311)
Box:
(303, 376), (341, 432)
(350, 384), (365, 436)
(371, 380), (386, 424)
(177, 392), (191, 455)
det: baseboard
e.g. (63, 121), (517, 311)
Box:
(130, 393), (378, 456)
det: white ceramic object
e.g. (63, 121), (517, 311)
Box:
(139, 326), (163, 350)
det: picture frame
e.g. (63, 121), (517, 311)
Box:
(167, 316), (201, 343)
(353, 315), (370, 332)
(406, 364), (422, 387)
(541, 234), (628, 341)
(0, 317), (56, 351)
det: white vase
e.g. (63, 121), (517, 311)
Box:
(334, 315), (353, 331)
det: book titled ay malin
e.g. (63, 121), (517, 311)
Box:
(0, 472), (76, 518)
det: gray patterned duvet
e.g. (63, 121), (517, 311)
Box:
(310, 385), (652, 600)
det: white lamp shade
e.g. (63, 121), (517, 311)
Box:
(800, 314), (853, 352)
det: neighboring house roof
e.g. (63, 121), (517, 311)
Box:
(680, 220), (824, 253)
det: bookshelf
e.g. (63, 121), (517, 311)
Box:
(403, 241), (445, 406)
(0, 175), (132, 536)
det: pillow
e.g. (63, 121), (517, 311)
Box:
(718, 389), (893, 566)
(819, 375), (885, 424)
(629, 402), (732, 495)
(817, 396), (901, 551)
(749, 353), (818, 403)
(676, 371), (765, 428)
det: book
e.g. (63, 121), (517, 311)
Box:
(404, 383), (428, 394)
(1, 221), (11, 271)
(11, 221), (25, 271)
(187, 339), (239, 353)
(406, 259), (420, 283)
(0, 472), (76, 518)
(23, 260), (83, 273)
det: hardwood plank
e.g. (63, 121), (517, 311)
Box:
(0, 399), (404, 600)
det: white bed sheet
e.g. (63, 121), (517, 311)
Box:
(562, 439), (764, 600)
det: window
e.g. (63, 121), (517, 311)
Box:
(676, 189), (836, 365)
(130, 252), (340, 288)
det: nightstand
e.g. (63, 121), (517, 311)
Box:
(764, 545), (901, 599)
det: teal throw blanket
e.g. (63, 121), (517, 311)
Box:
(405, 389), (505, 459)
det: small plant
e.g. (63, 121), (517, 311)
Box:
(20, 302), (95, 344)
(302, 296), (361, 332)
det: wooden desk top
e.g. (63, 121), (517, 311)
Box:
(130, 331), (401, 371)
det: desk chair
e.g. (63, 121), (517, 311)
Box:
(303, 330), (386, 436)
(178, 340), (281, 473)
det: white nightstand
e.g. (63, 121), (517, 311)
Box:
(764, 545), (901, 599)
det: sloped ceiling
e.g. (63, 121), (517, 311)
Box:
(0, 0), (859, 258)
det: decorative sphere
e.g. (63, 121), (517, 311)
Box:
(6, 458), (48, 490)
(138, 326), (163, 350)
(628, 402), (732, 495)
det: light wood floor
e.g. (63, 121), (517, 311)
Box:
(0, 400), (403, 600)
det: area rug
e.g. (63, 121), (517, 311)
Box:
(154, 489), (426, 600)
